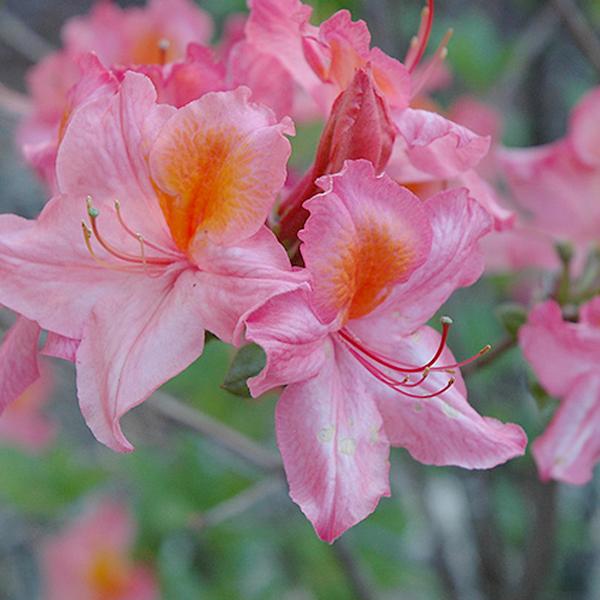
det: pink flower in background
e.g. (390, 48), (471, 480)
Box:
(42, 497), (157, 600)
(0, 73), (303, 452)
(0, 359), (55, 452)
(498, 86), (600, 268)
(246, 160), (526, 541)
(19, 0), (214, 188)
(520, 299), (600, 484)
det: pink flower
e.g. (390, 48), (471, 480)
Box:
(520, 299), (600, 484)
(19, 0), (214, 188)
(245, 160), (527, 542)
(0, 73), (303, 452)
(0, 358), (55, 452)
(498, 86), (600, 266)
(42, 496), (157, 600)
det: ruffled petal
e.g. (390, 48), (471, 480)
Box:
(533, 374), (600, 485)
(354, 187), (491, 336)
(300, 160), (431, 325)
(394, 108), (491, 179)
(276, 340), (390, 542)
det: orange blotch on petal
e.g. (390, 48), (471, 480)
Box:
(334, 220), (416, 321)
(153, 119), (258, 252)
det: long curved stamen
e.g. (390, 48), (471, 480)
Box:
(430, 344), (492, 371)
(410, 28), (453, 99)
(339, 315), (453, 373)
(406, 0), (434, 73)
(85, 197), (172, 267)
(81, 222), (139, 272)
(114, 200), (179, 257)
(346, 345), (455, 399)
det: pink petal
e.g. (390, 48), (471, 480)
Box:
(532, 374), (600, 485)
(354, 188), (491, 336)
(246, 0), (322, 100)
(245, 287), (330, 397)
(57, 71), (176, 244)
(300, 160), (431, 325)
(41, 332), (80, 363)
(228, 41), (294, 119)
(191, 227), (308, 346)
(76, 267), (205, 452)
(0, 316), (40, 414)
(372, 326), (527, 467)
(568, 86), (600, 167)
(149, 86), (293, 248)
(276, 340), (390, 542)
(394, 108), (491, 179)
(519, 301), (600, 398)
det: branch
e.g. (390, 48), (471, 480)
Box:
(189, 476), (284, 531)
(0, 83), (32, 117)
(0, 8), (54, 62)
(490, 4), (559, 112)
(147, 391), (283, 472)
(552, 0), (600, 76)
(332, 538), (379, 600)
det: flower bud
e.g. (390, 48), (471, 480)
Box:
(278, 67), (396, 246)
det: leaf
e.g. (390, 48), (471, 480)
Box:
(222, 344), (266, 397)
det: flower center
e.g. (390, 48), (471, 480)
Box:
(87, 548), (129, 600)
(338, 316), (490, 399)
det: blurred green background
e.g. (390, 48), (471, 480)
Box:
(0, 1), (599, 599)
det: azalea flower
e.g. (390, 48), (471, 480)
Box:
(520, 298), (600, 484)
(245, 160), (526, 541)
(0, 73), (303, 452)
(42, 496), (157, 600)
(498, 86), (600, 271)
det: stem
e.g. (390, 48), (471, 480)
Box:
(146, 391), (283, 472)
(332, 538), (379, 600)
(462, 338), (517, 378)
(0, 8), (55, 62)
(189, 476), (284, 531)
(552, 0), (600, 77)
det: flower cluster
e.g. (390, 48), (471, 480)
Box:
(12, 0), (593, 543)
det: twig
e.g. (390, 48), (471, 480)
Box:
(0, 83), (32, 117)
(0, 9), (54, 62)
(511, 478), (558, 600)
(552, 0), (600, 76)
(490, 4), (559, 112)
(147, 391), (283, 472)
(189, 476), (284, 531)
(332, 537), (379, 600)
(462, 337), (517, 378)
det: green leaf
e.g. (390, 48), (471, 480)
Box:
(222, 344), (266, 397)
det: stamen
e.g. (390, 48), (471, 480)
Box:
(410, 28), (453, 99)
(406, 0), (434, 73)
(81, 222), (138, 272)
(158, 38), (170, 65)
(346, 345), (455, 399)
(339, 315), (453, 374)
(430, 344), (491, 371)
(114, 200), (178, 257)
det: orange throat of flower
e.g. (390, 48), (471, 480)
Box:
(87, 548), (130, 600)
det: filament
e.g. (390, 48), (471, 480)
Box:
(410, 28), (453, 99)
(406, 0), (434, 73)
